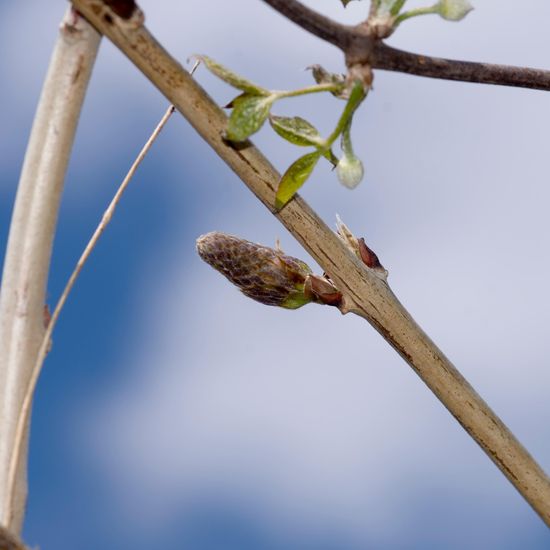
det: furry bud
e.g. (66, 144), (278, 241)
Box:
(197, 232), (315, 309)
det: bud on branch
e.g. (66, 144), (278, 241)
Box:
(196, 232), (344, 309)
(197, 226), (386, 309)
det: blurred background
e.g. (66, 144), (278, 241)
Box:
(1, 0), (550, 548)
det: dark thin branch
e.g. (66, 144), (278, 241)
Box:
(261, 0), (352, 50)
(261, 0), (550, 92)
(373, 43), (550, 91)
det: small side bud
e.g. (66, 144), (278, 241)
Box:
(307, 65), (348, 98)
(436, 0), (473, 21)
(336, 154), (364, 189)
(336, 216), (388, 280)
(336, 118), (364, 189)
(197, 232), (315, 309)
(304, 274), (342, 306)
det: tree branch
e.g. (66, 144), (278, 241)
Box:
(261, 0), (550, 91)
(261, 0), (352, 50)
(70, 0), (550, 528)
(0, 525), (28, 550)
(373, 42), (550, 90)
(0, 7), (100, 533)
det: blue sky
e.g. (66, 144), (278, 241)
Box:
(1, 1), (550, 548)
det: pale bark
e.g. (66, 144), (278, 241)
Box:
(0, 8), (100, 532)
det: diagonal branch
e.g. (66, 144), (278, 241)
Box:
(261, 0), (550, 91)
(70, 0), (550, 528)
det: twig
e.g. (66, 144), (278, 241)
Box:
(0, 7), (101, 532)
(372, 42), (550, 90)
(259, 0), (353, 50)
(3, 103), (177, 531)
(261, 0), (550, 91)
(69, 0), (550, 527)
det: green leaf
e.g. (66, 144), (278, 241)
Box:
(224, 92), (248, 109)
(269, 115), (324, 147)
(226, 95), (275, 142)
(195, 55), (269, 95)
(376, 0), (401, 14)
(275, 152), (322, 209)
(340, 0), (361, 6)
(307, 65), (347, 99)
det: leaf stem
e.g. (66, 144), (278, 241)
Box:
(390, 0), (408, 15)
(274, 82), (343, 99)
(394, 5), (438, 25)
(325, 82), (366, 146)
(340, 119), (354, 155)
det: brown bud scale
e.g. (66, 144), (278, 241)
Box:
(197, 232), (314, 309)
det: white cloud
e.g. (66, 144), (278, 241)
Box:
(3, 0), (550, 544)
(82, 204), (550, 545)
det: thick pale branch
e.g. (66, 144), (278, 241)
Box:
(71, 0), (550, 527)
(261, 0), (550, 91)
(0, 526), (27, 550)
(0, 7), (100, 533)
(3, 106), (175, 533)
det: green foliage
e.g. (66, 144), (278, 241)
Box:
(307, 65), (348, 99)
(269, 115), (324, 147)
(226, 94), (275, 141)
(275, 152), (322, 209)
(375, 0), (407, 15)
(200, 54), (369, 209)
(194, 55), (269, 95)
(196, 1), (474, 207)
(371, 0), (474, 30)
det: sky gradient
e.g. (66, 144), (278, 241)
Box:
(1, 1), (550, 548)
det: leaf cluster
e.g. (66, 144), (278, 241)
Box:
(196, 55), (366, 209)
(194, 0), (474, 208)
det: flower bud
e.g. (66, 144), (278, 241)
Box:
(336, 154), (364, 189)
(436, 0), (473, 21)
(197, 232), (314, 309)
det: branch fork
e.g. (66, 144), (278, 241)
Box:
(262, 0), (550, 92)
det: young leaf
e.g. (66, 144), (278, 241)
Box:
(224, 92), (248, 109)
(269, 115), (324, 147)
(195, 55), (269, 95)
(307, 65), (347, 98)
(340, 0), (361, 5)
(276, 151), (322, 209)
(226, 95), (275, 142)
